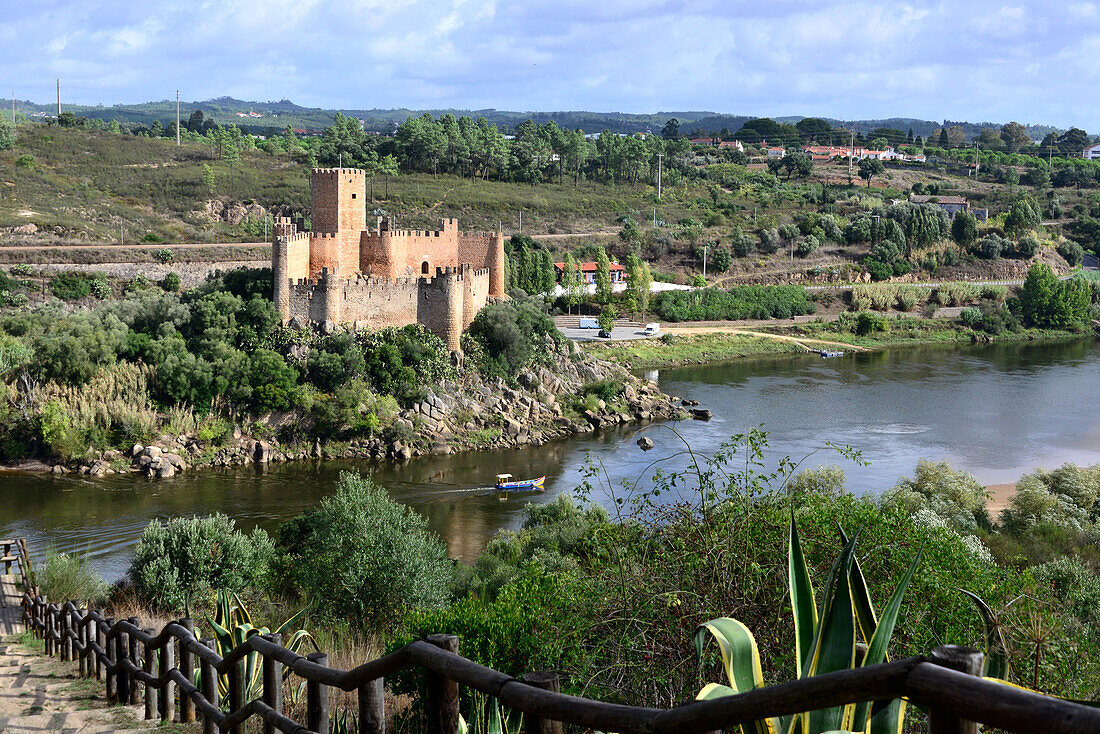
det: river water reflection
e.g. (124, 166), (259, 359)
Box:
(3, 338), (1099, 580)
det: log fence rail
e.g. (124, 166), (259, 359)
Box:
(9, 537), (1100, 734)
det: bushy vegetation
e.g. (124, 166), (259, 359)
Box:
(654, 285), (815, 321)
(129, 514), (276, 611)
(39, 551), (110, 606)
(277, 472), (454, 630)
(107, 426), (1100, 714)
(463, 295), (563, 377)
(0, 267), (486, 460)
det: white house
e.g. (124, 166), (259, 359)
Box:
(767, 147), (786, 158)
(1084, 144), (1100, 160)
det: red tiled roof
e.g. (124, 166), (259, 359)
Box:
(555, 261), (626, 272)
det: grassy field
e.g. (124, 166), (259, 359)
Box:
(0, 125), (706, 246)
(586, 317), (1093, 369)
(584, 332), (803, 368)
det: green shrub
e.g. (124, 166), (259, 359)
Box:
(796, 235), (819, 257)
(464, 296), (561, 378)
(40, 550), (109, 606)
(654, 285), (815, 322)
(89, 277), (111, 299)
(9, 264), (33, 276)
(1059, 241), (1085, 267)
(277, 472), (455, 630)
(141, 232), (164, 243)
(14, 154), (34, 168)
(854, 311), (888, 335)
(162, 272), (181, 292)
(0, 118), (13, 151)
(880, 459), (989, 531)
(49, 272), (92, 301)
(154, 248), (174, 263)
(960, 307), (982, 326)
(128, 514), (276, 611)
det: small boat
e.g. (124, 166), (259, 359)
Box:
(494, 473), (546, 498)
(819, 350), (844, 358)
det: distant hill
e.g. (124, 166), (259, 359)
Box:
(9, 96), (1085, 139)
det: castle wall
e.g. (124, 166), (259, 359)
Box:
(276, 170), (505, 350)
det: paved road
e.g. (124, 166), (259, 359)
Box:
(561, 325), (659, 342)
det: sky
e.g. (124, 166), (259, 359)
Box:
(2, 0), (1099, 130)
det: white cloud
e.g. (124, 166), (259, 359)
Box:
(1, 0), (1099, 128)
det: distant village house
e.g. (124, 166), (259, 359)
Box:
(554, 261), (626, 285)
(907, 194), (988, 221)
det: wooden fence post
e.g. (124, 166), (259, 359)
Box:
(159, 636), (175, 722)
(95, 611), (106, 679)
(262, 633), (282, 734)
(359, 677), (385, 734)
(228, 650), (245, 734)
(928, 645), (984, 734)
(44, 606), (54, 656)
(104, 618), (117, 704)
(425, 634), (460, 734)
(521, 672), (562, 734)
(115, 625), (130, 705)
(200, 637), (218, 734)
(128, 618), (141, 705)
(143, 629), (158, 720)
(179, 619), (195, 723)
(77, 611), (88, 677)
(60, 605), (71, 661)
(307, 651), (331, 734)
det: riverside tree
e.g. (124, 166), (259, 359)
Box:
(594, 247), (612, 304)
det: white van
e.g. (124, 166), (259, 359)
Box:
(644, 323), (660, 335)
(578, 317), (600, 329)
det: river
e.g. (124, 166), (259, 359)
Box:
(4, 338), (1099, 581)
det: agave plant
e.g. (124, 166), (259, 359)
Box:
(694, 512), (923, 734)
(459, 693), (521, 734)
(204, 589), (317, 702)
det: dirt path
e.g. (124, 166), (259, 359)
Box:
(0, 242), (267, 252)
(0, 634), (171, 733)
(530, 230), (618, 240)
(664, 325), (869, 351)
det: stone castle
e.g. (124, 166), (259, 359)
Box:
(272, 168), (505, 351)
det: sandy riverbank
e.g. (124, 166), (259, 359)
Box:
(985, 483), (1016, 516)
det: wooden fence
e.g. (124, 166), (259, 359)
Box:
(12, 547), (1100, 734)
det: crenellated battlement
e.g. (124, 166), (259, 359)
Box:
(311, 167), (366, 178)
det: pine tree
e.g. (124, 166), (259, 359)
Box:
(562, 253), (582, 314)
(594, 247), (612, 305)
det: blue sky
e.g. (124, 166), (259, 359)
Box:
(3, 0), (1098, 129)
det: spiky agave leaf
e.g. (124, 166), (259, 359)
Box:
(694, 618), (779, 734)
(790, 512), (818, 679)
(837, 524), (877, 646)
(849, 545), (923, 734)
(800, 532), (858, 734)
(959, 589), (1010, 680)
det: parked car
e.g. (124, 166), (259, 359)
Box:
(598, 329), (612, 338)
(578, 317), (600, 329)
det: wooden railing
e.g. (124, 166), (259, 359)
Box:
(12, 554), (1100, 734)
(2, 537), (35, 591)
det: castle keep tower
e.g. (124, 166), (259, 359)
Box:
(272, 168), (506, 351)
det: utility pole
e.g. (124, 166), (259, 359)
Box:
(848, 131), (855, 184)
(10, 89), (14, 124)
(702, 243), (708, 278)
(656, 153), (663, 200)
(519, 211), (523, 231)
(653, 208), (656, 227)
(176, 90), (181, 146)
(56, 79), (60, 117)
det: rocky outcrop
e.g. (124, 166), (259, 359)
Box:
(58, 342), (688, 479)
